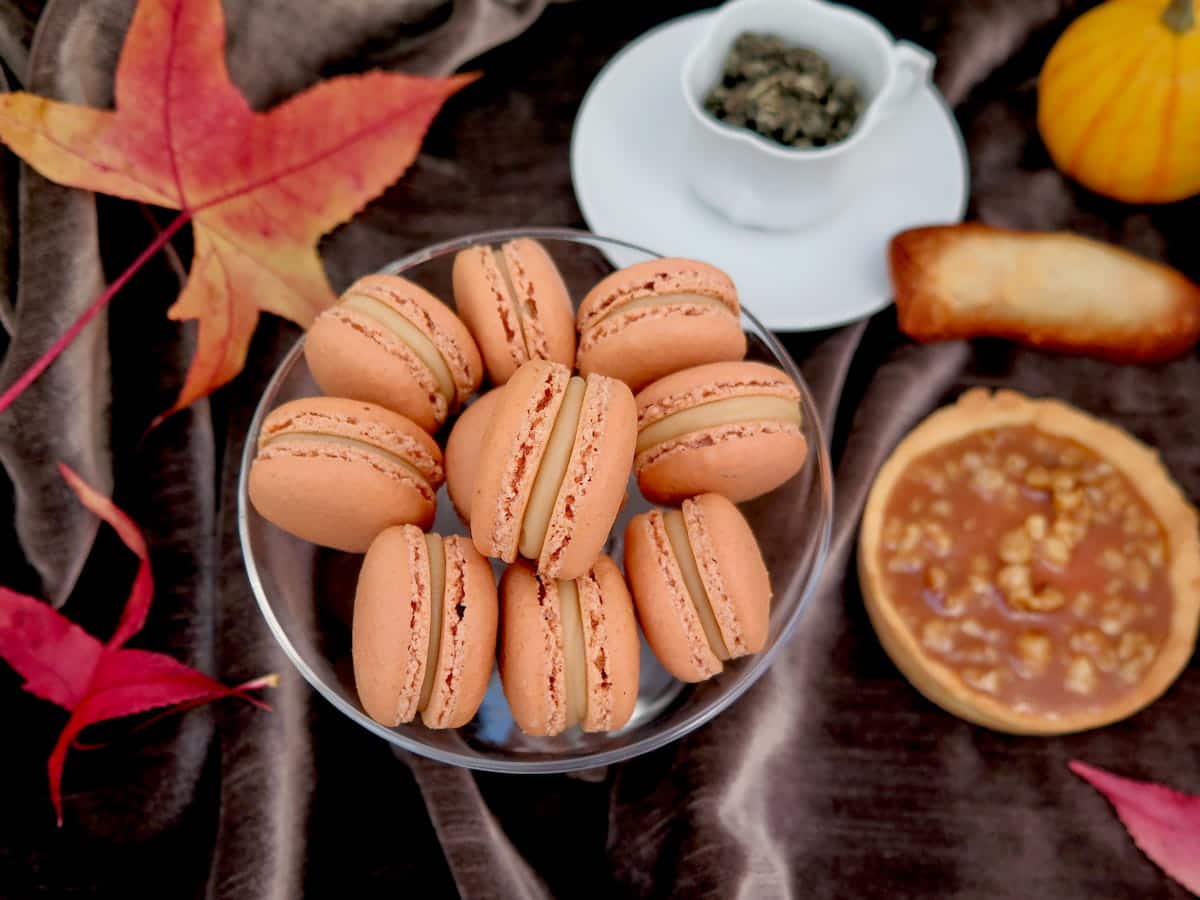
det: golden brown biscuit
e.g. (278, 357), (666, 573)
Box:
(889, 224), (1200, 363)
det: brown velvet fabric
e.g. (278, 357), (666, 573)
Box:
(0, 1), (1197, 897)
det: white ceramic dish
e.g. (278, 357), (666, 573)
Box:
(681, 0), (935, 230)
(571, 10), (969, 331)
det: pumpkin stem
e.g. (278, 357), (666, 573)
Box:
(1162, 0), (1194, 33)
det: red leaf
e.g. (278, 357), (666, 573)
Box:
(0, 467), (276, 824)
(0, 588), (103, 709)
(0, 214), (189, 414)
(59, 463), (152, 648)
(0, 0), (473, 418)
(48, 649), (277, 825)
(1070, 760), (1200, 895)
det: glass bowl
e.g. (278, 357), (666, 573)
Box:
(237, 227), (833, 772)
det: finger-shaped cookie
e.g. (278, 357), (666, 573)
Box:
(890, 224), (1200, 363)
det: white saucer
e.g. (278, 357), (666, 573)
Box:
(570, 11), (969, 331)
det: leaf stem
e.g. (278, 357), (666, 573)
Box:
(1162, 0), (1194, 33)
(0, 210), (192, 416)
(138, 204), (188, 284)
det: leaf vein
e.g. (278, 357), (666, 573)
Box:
(192, 88), (445, 213)
(202, 222), (323, 318)
(161, 0), (188, 210)
(0, 112), (174, 205)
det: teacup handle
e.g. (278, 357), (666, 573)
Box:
(875, 41), (935, 119)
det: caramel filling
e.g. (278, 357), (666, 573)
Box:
(637, 395), (802, 454)
(879, 426), (1170, 716)
(343, 293), (456, 402)
(259, 432), (430, 490)
(519, 376), (586, 559)
(664, 509), (730, 660)
(594, 292), (732, 329)
(418, 534), (445, 710)
(493, 247), (530, 359)
(558, 579), (588, 729)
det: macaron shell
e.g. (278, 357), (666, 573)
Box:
(453, 240), (576, 384)
(471, 361), (570, 562)
(305, 275), (483, 430)
(445, 388), (504, 525)
(579, 554), (640, 731)
(538, 373), (637, 580)
(499, 561), (567, 736)
(623, 511), (722, 682)
(634, 361), (807, 505)
(684, 494), (771, 656)
(576, 258), (738, 332)
(357, 274), (483, 405)
(305, 307), (446, 432)
(504, 239), (576, 371)
(249, 399), (442, 551)
(256, 396), (443, 483)
(249, 451), (436, 551)
(635, 423), (808, 505)
(577, 310), (747, 393)
(352, 526), (431, 726)
(421, 535), (499, 729)
(453, 245), (529, 383)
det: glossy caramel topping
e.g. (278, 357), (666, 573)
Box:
(879, 426), (1170, 717)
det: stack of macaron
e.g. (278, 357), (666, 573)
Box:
(248, 239), (810, 737)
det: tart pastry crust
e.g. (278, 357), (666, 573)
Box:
(858, 388), (1200, 735)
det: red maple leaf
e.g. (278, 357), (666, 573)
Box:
(0, 464), (275, 825)
(1070, 760), (1200, 895)
(0, 0), (473, 419)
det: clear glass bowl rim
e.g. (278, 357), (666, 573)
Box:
(237, 225), (835, 773)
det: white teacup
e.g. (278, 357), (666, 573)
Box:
(681, 0), (935, 231)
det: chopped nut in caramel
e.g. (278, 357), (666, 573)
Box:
(1015, 631), (1051, 677)
(877, 425), (1172, 719)
(1065, 656), (1097, 695)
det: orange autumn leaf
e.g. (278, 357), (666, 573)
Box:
(0, 0), (473, 414)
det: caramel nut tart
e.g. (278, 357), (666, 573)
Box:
(858, 389), (1200, 735)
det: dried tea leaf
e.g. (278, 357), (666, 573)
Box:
(705, 31), (864, 149)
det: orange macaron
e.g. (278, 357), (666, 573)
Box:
(353, 525), (498, 729)
(624, 494), (771, 682)
(575, 258), (747, 391)
(471, 360), (636, 581)
(452, 238), (576, 384)
(248, 397), (443, 552)
(443, 386), (504, 525)
(304, 274), (483, 432)
(499, 556), (639, 736)
(634, 361), (808, 504)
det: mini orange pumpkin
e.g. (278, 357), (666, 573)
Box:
(1038, 0), (1200, 204)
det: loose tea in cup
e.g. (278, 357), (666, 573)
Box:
(704, 32), (864, 149)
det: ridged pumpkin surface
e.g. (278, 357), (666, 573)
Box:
(1038, 0), (1200, 203)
